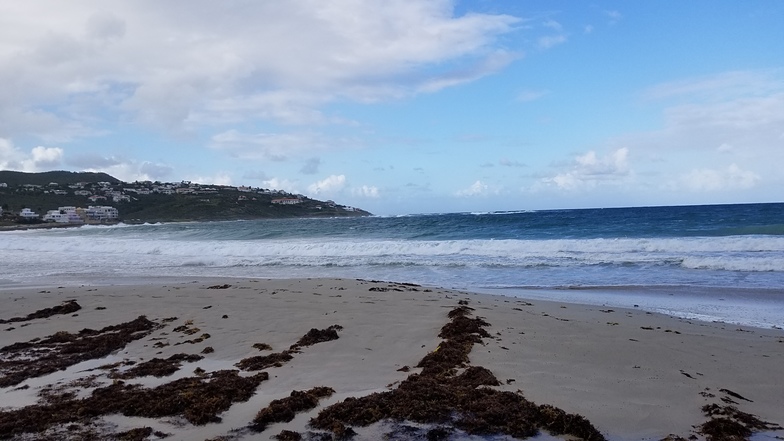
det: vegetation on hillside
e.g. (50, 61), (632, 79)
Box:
(0, 171), (370, 225)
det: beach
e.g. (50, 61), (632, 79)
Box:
(1, 278), (782, 441)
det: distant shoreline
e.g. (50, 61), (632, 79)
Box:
(0, 220), (120, 232)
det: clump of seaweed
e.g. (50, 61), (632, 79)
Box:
(109, 353), (204, 379)
(290, 325), (343, 351)
(0, 316), (161, 387)
(236, 351), (294, 371)
(274, 430), (303, 440)
(0, 300), (82, 324)
(0, 369), (269, 436)
(698, 404), (781, 441)
(310, 305), (606, 441)
(237, 326), (343, 371)
(250, 387), (335, 432)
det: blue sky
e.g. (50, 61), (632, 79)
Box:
(1, 1), (782, 215)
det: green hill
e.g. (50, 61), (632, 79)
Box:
(0, 171), (370, 223)
(0, 170), (120, 187)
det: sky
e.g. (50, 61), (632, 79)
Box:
(0, 1), (783, 215)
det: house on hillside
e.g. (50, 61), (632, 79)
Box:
(271, 198), (301, 205)
(19, 208), (39, 220)
(85, 206), (118, 221)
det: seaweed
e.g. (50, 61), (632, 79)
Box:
(236, 351), (294, 371)
(0, 300), (82, 324)
(251, 387), (335, 432)
(310, 304), (606, 441)
(237, 326), (342, 372)
(274, 430), (303, 440)
(698, 404), (781, 441)
(0, 316), (160, 387)
(109, 353), (204, 379)
(290, 325), (343, 351)
(0, 370), (269, 436)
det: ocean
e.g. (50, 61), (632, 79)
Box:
(1, 202), (783, 328)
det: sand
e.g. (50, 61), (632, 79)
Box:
(0, 278), (782, 441)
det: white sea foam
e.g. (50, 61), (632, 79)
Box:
(2, 235), (783, 272)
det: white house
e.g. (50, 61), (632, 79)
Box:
(271, 198), (301, 205)
(85, 206), (118, 220)
(19, 208), (39, 219)
(42, 210), (67, 223)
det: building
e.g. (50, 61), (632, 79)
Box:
(271, 198), (301, 205)
(85, 206), (119, 221)
(18, 208), (39, 219)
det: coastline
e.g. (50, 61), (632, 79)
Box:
(1, 278), (782, 440)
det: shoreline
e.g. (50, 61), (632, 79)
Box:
(1, 278), (782, 440)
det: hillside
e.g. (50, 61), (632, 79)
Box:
(0, 171), (370, 224)
(0, 170), (120, 187)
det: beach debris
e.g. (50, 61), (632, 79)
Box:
(310, 304), (606, 441)
(274, 430), (303, 440)
(237, 326), (343, 371)
(0, 299), (81, 324)
(207, 284), (232, 289)
(0, 369), (269, 436)
(236, 351), (294, 371)
(202, 346), (215, 354)
(109, 353), (204, 379)
(0, 315), (160, 387)
(290, 325), (342, 351)
(719, 388), (753, 403)
(680, 370), (695, 379)
(698, 404), (781, 441)
(250, 386), (335, 432)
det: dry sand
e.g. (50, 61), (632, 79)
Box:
(1, 278), (782, 441)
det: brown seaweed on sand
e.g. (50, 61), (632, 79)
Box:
(0, 316), (160, 387)
(0, 369), (268, 437)
(250, 386), (335, 432)
(237, 326), (343, 371)
(310, 304), (606, 441)
(0, 300), (81, 324)
(109, 353), (204, 379)
(698, 404), (781, 441)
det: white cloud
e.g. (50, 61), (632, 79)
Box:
(677, 164), (760, 192)
(605, 10), (622, 24)
(29, 146), (63, 168)
(540, 147), (630, 191)
(516, 89), (549, 102)
(537, 34), (567, 50)
(0, 1), (521, 139)
(717, 143), (733, 153)
(261, 177), (300, 193)
(352, 185), (380, 198)
(455, 180), (500, 197)
(188, 173), (233, 186)
(499, 158), (525, 168)
(209, 130), (360, 161)
(0, 138), (63, 171)
(622, 70), (784, 158)
(308, 174), (346, 196)
(542, 19), (562, 31)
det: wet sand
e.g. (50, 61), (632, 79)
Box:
(1, 278), (782, 440)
